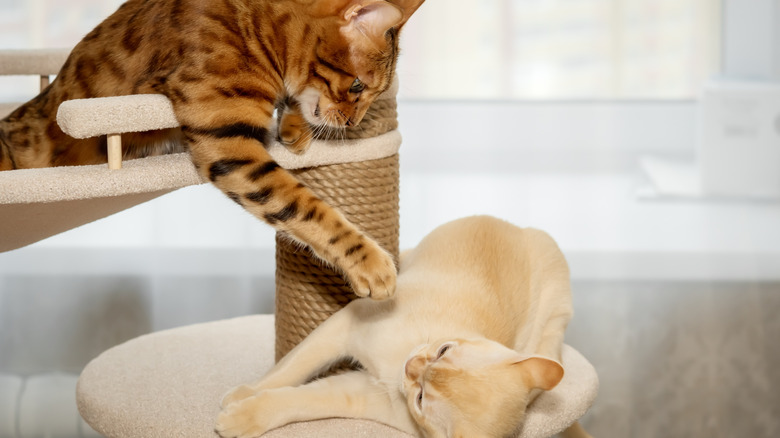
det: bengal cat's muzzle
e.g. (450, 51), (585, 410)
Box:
(319, 101), (367, 128)
(297, 87), (369, 128)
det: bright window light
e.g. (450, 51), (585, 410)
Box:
(397, 0), (721, 99)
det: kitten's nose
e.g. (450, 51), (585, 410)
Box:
(405, 355), (425, 380)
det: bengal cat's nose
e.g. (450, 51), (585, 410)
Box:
(336, 110), (350, 126)
(405, 355), (426, 380)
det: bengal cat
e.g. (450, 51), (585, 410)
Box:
(0, 0), (425, 299)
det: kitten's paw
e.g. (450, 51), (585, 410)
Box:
(215, 396), (271, 438)
(221, 384), (257, 408)
(278, 111), (312, 155)
(344, 241), (397, 301)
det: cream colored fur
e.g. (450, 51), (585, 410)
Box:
(216, 215), (590, 438)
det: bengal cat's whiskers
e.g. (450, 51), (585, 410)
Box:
(299, 124), (316, 146)
(310, 121), (328, 142)
(338, 125), (347, 145)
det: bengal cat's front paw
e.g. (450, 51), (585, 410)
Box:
(343, 241), (397, 301)
(215, 395), (272, 438)
(278, 110), (312, 155)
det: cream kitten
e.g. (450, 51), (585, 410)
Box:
(216, 216), (589, 438)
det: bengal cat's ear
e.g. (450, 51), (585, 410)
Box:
(340, 0), (404, 49)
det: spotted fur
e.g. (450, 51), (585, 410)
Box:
(0, 0), (425, 299)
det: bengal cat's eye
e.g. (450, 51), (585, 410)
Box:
(349, 78), (365, 93)
(435, 343), (452, 359)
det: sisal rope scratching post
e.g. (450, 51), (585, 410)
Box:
(274, 83), (400, 361)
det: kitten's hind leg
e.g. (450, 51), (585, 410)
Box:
(221, 307), (354, 407)
(216, 372), (415, 438)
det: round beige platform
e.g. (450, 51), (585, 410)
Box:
(76, 315), (598, 438)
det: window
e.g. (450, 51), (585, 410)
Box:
(0, 0), (122, 47)
(0, 0), (124, 102)
(397, 0), (721, 99)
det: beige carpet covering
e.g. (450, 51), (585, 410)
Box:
(0, 153), (204, 252)
(56, 94), (181, 138)
(0, 48), (69, 76)
(77, 315), (598, 438)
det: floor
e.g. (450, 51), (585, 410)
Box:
(568, 281), (780, 438)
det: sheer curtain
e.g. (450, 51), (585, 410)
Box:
(397, 0), (720, 99)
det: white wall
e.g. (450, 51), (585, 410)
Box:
(722, 0), (780, 80)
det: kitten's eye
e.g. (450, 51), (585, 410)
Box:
(416, 390), (424, 409)
(435, 343), (452, 359)
(349, 78), (365, 93)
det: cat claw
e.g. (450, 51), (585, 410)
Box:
(345, 248), (397, 300)
(279, 134), (312, 155)
(350, 273), (395, 300)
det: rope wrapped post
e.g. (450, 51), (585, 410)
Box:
(274, 82), (400, 361)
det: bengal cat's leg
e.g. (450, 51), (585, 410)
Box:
(175, 100), (396, 301)
(0, 117), (60, 169)
(276, 97), (313, 154)
(216, 372), (416, 438)
(0, 126), (13, 171)
(0, 80), (106, 169)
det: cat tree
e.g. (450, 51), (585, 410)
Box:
(1, 49), (597, 437)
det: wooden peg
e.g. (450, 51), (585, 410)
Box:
(107, 134), (122, 170)
(39, 75), (50, 91)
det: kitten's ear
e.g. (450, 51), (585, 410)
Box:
(341, 1), (404, 48)
(515, 357), (564, 391)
